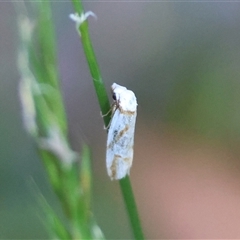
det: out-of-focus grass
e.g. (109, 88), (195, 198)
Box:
(16, 1), (104, 239)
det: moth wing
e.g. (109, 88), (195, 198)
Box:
(106, 109), (137, 180)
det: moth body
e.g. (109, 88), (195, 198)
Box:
(106, 83), (137, 180)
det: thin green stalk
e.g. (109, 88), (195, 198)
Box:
(80, 22), (111, 127)
(71, 1), (111, 127)
(120, 177), (145, 240)
(70, 1), (145, 239)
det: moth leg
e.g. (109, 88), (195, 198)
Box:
(104, 110), (115, 130)
(102, 103), (117, 130)
(101, 104), (113, 117)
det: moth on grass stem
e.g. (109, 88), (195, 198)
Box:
(106, 83), (137, 180)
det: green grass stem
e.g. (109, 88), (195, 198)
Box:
(70, 1), (145, 239)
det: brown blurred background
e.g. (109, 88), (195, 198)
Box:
(1, 1), (240, 239)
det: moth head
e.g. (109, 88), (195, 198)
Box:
(111, 83), (137, 112)
(111, 83), (127, 101)
(112, 92), (117, 101)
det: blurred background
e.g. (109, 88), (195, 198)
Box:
(2, 1), (240, 239)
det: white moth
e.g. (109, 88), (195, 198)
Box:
(106, 83), (137, 180)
